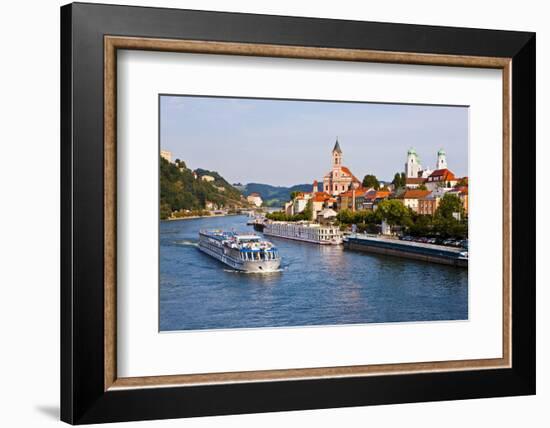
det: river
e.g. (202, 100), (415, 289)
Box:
(160, 215), (468, 331)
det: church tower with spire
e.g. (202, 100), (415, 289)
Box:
(323, 138), (361, 196)
(332, 138), (342, 168)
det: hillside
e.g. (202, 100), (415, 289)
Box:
(160, 158), (247, 219)
(240, 182), (314, 207)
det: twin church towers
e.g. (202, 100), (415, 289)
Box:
(405, 147), (448, 179)
(322, 138), (450, 196)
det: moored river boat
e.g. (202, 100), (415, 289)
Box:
(343, 234), (468, 267)
(263, 221), (343, 245)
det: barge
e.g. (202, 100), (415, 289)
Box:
(198, 230), (281, 272)
(343, 234), (468, 267)
(263, 221), (343, 245)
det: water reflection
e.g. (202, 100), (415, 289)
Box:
(160, 215), (468, 331)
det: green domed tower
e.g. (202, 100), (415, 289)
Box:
(405, 147), (422, 178)
(436, 148), (447, 170)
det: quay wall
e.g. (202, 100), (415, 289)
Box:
(344, 237), (467, 268)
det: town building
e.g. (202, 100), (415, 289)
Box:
(362, 189), (391, 211)
(311, 191), (332, 220)
(399, 189), (432, 213)
(425, 168), (458, 191)
(292, 193), (310, 214)
(448, 185), (469, 214)
(405, 177), (426, 189)
(418, 193), (439, 216)
(418, 187), (451, 216)
(322, 139), (361, 196)
(284, 200), (293, 217)
(339, 187), (370, 211)
(201, 175), (215, 182)
(247, 192), (263, 207)
(160, 150), (172, 162)
(318, 208), (338, 223)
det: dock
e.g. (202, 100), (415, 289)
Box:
(344, 234), (468, 267)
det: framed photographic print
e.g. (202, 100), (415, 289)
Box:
(60, 2), (536, 424)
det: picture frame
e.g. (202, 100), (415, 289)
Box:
(61, 2), (535, 424)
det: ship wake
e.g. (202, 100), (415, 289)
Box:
(174, 239), (198, 247)
(223, 267), (286, 275)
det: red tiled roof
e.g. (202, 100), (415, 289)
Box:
(428, 168), (456, 181)
(339, 187), (368, 198)
(402, 190), (431, 199)
(312, 192), (331, 202)
(405, 177), (426, 184)
(364, 190), (390, 201)
(452, 186), (469, 195)
(341, 166), (361, 183)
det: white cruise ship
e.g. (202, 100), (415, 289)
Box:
(198, 230), (281, 272)
(263, 221), (343, 245)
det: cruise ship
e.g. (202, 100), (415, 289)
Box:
(263, 221), (343, 245)
(198, 230), (281, 272)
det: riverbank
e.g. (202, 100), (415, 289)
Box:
(164, 212), (242, 222)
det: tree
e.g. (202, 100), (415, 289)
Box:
(336, 209), (354, 224)
(408, 214), (434, 237)
(290, 191), (301, 200)
(375, 199), (411, 226)
(456, 177), (468, 187)
(391, 172), (406, 189)
(362, 174), (380, 190)
(303, 199), (313, 221)
(418, 183), (427, 190)
(435, 193), (464, 220)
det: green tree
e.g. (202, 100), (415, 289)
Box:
(391, 172), (406, 189)
(418, 183), (427, 190)
(159, 157), (245, 219)
(336, 209), (354, 224)
(435, 193), (464, 220)
(375, 199), (410, 226)
(456, 177), (468, 187)
(303, 199), (313, 221)
(290, 191), (301, 200)
(408, 214), (434, 237)
(362, 174), (380, 190)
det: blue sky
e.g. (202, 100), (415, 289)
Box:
(160, 95), (468, 187)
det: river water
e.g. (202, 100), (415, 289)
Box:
(160, 215), (468, 331)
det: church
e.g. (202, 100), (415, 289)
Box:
(323, 139), (361, 196)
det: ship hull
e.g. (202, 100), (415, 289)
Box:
(263, 222), (343, 245)
(263, 230), (342, 245)
(343, 235), (467, 267)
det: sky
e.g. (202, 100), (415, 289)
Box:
(160, 95), (468, 187)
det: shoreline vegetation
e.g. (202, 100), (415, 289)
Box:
(266, 196), (468, 240)
(163, 211), (242, 221)
(160, 157), (251, 220)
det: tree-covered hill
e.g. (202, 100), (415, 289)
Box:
(240, 182), (314, 207)
(160, 158), (247, 219)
